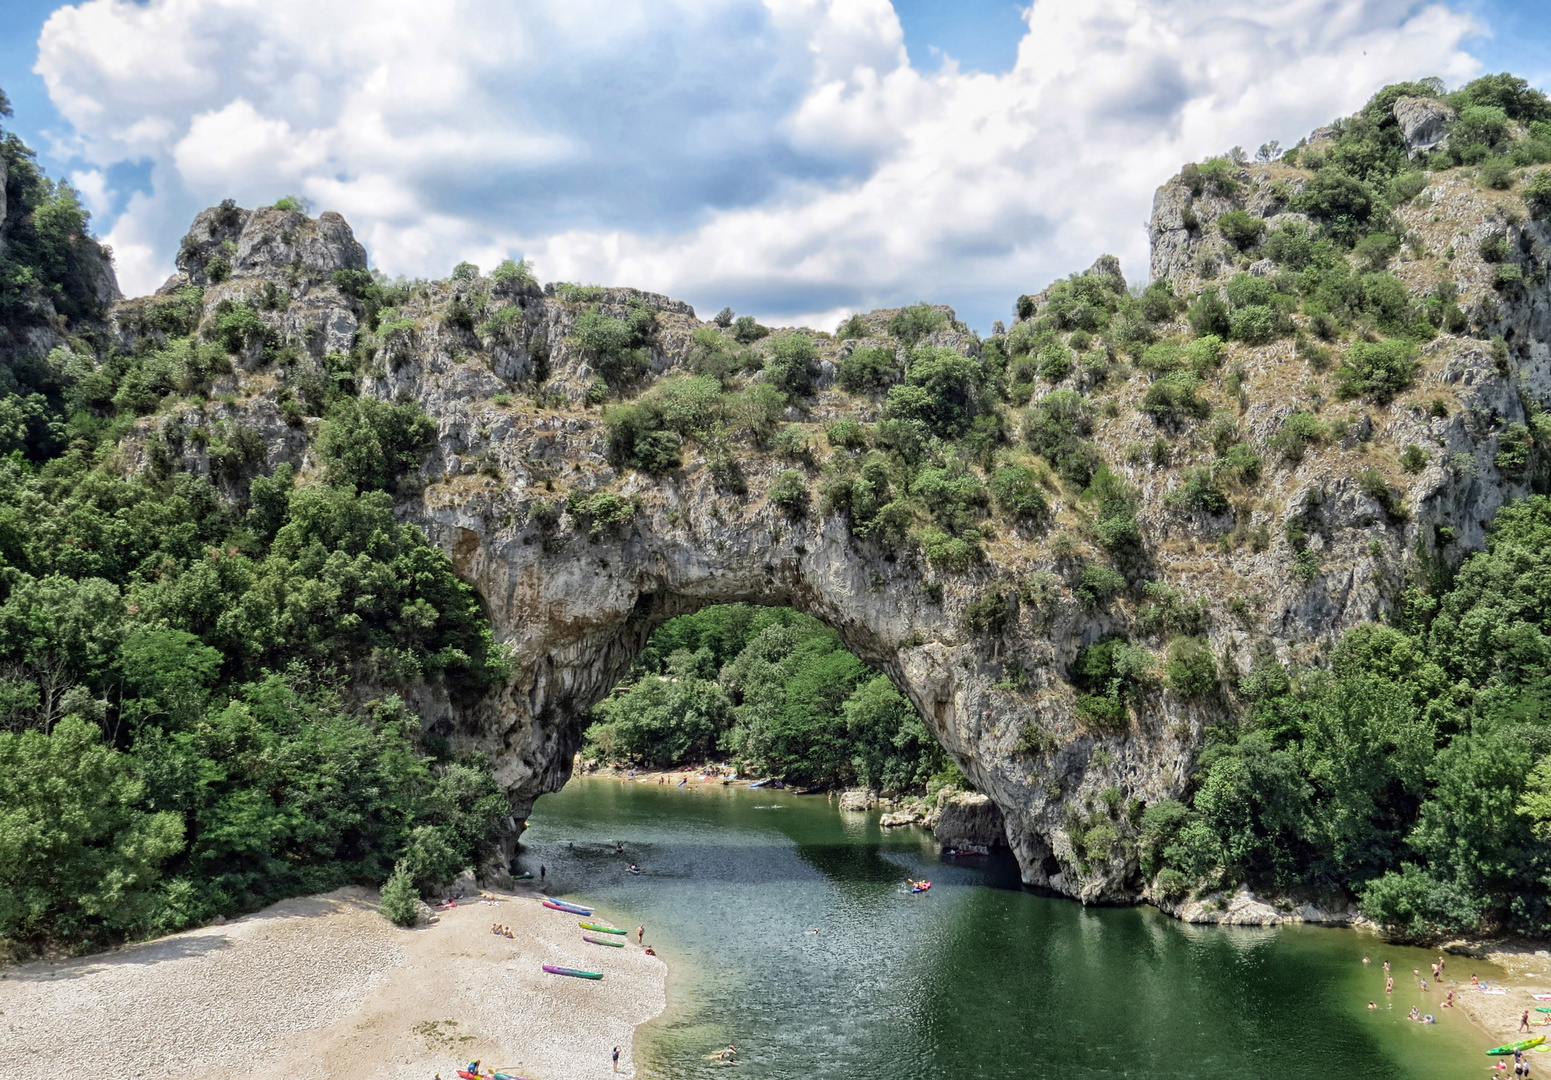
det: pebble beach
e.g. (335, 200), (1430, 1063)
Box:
(0, 884), (666, 1080)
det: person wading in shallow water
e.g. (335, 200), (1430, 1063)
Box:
(636, 924), (645, 944)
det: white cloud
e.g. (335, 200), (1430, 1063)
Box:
(35, 0), (1481, 327)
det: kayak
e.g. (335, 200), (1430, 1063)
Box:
(512, 872), (534, 880)
(543, 964), (603, 979)
(584, 934), (626, 947)
(542, 897), (593, 915)
(580, 921), (627, 934)
(1488, 1036), (1546, 1055)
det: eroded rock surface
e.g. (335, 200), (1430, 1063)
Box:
(105, 140), (1551, 909)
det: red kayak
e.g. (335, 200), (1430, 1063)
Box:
(911, 880), (932, 893)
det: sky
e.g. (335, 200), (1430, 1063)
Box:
(1, 0), (1549, 333)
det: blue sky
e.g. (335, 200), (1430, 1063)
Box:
(1, 0), (1544, 330)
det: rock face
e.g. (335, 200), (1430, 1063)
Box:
(933, 792), (1008, 848)
(1156, 884), (1359, 927)
(1393, 95), (1455, 159)
(110, 145), (1551, 909)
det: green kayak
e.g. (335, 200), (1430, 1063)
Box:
(1488, 1035), (1546, 1055)
(579, 921), (626, 934)
(584, 934), (625, 948)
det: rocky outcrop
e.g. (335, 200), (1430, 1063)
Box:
(108, 138), (1551, 910)
(1394, 95), (1455, 159)
(933, 792), (1008, 848)
(838, 789), (878, 812)
(1155, 884), (1360, 927)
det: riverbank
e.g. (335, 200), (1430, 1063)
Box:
(0, 882), (666, 1080)
(1442, 942), (1551, 1050)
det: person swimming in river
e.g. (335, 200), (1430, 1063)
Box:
(1385, 976), (1394, 994)
(1367, 1001), (1377, 1010)
(1408, 1006), (1420, 1021)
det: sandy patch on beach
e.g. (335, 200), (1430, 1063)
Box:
(1447, 946), (1551, 1052)
(0, 884), (666, 1080)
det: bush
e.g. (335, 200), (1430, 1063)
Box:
(963, 591), (1009, 634)
(1479, 233), (1511, 263)
(572, 303), (654, 388)
(1480, 157), (1516, 191)
(565, 490), (637, 541)
(1070, 635), (1152, 728)
(1075, 563), (1126, 610)
(1164, 636), (1218, 697)
(1229, 304), (1279, 345)
(1358, 865), (1482, 941)
(379, 864), (420, 927)
(316, 398), (437, 491)
(1022, 390), (1098, 486)
(990, 464), (1049, 521)
(1141, 372), (1211, 427)
(766, 334), (818, 398)
(1292, 172), (1375, 244)
(1165, 467), (1228, 514)
(836, 345), (901, 394)
(1401, 445), (1428, 474)
(1217, 211), (1265, 250)
(770, 469), (810, 518)
(491, 258), (536, 290)
(1524, 170), (1551, 218)
(207, 301), (269, 354)
(1036, 344), (1073, 383)
(826, 419), (867, 449)
(1352, 232), (1400, 271)
(887, 304), (948, 345)
(1496, 422), (1534, 479)
(885, 347), (985, 438)
(0, 717), (184, 944)
(710, 455), (747, 495)
(1334, 339), (1420, 403)
(835, 313), (868, 340)
(732, 315), (770, 344)
(919, 528), (980, 570)
(1188, 288), (1230, 338)
(1271, 412), (1328, 462)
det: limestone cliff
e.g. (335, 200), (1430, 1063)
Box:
(105, 101), (1551, 910)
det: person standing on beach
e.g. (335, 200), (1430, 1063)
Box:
(636, 924), (645, 944)
(1523, 1010), (1533, 1033)
(540, 865), (546, 882)
(613, 1046), (621, 1072)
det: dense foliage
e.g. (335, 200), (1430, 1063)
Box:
(583, 604), (956, 792)
(0, 97), (509, 954)
(1141, 497), (1551, 939)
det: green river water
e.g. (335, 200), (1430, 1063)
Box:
(520, 778), (1501, 1079)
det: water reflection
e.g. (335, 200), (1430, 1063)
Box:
(523, 780), (1491, 1080)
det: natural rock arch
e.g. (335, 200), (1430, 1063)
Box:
(422, 469), (1206, 905)
(123, 160), (1551, 908)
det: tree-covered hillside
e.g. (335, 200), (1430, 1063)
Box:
(584, 604), (957, 792)
(0, 93), (510, 954)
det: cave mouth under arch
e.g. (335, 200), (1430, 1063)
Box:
(571, 601), (962, 797)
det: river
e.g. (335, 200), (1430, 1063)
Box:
(520, 778), (1494, 1079)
